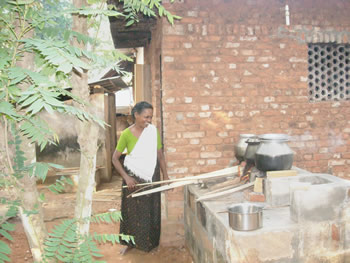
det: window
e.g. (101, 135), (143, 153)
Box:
(307, 43), (350, 102)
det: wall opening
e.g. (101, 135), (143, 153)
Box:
(307, 43), (350, 102)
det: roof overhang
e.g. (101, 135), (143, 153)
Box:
(108, 0), (158, 48)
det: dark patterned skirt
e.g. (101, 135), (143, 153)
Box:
(119, 163), (161, 252)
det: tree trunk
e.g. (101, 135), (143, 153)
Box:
(13, 18), (47, 263)
(17, 142), (47, 262)
(1, 120), (47, 263)
(71, 0), (100, 236)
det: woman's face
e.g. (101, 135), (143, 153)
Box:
(135, 108), (153, 128)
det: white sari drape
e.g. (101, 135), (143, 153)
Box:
(124, 124), (157, 182)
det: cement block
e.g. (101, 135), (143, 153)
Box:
(226, 229), (296, 262)
(264, 174), (301, 207)
(290, 182), (347, 222)
(265, 172), (349, 209)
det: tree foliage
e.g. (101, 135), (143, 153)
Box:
(41, 211), (134, 263)
(0, 0), (179, 262)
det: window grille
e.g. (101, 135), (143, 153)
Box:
(307, 43), (350, 102)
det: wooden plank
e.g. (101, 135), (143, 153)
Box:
(134, 64), (144, 103)
(109, 93), (117, 155)
(266, 170), (297, 179)
(103, 94), (112, 182)
(122, 166), (239, 188)
(196, 182), (254, 202)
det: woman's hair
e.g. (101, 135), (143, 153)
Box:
(131, 101), (153, 120)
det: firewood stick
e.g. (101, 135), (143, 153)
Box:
(196, 182), (254, 201)
(208, 176), (240, 191)
(205, 181), (244, 196)
(130, 180), (198, 198)
(126, 184), (154, 198)
(122, 166), (238, 188)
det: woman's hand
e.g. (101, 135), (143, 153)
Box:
(112, 150), (138, 190)
(163, 173), (169, 181)
(157, 149), (169, 182)
(125, 175), (138, 190)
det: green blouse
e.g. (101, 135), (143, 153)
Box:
(116, 127), (162, 154)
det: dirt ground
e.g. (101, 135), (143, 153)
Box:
(4, 174), (193, 263)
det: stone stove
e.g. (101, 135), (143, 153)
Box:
(184, 167), (350, 263)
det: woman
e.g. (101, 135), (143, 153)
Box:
(112, 101), (169, 254)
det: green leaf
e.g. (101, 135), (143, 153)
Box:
(0, 101), (20, 119)
(12, 0), (35, 4)
(26, 98), (44, 115)
(40, 91), (64, 107)
(19, 93), (40, 107)
(8, 67), (27, 85)
(125, 20), (135, 27)
(43, 103), (54, 114)
(167, 13), (174, 25)
(24, 69), (54, 87)
(7, 85), (21, 98)
(57, 62), (72, 74)
(0, 240), (11, 254)
(39, 192), (45, 201)
(0, 230), (12, 241)
(32, 162), (49, 181)
(0, 252), (10, 262)
(0, 223), (14, 232)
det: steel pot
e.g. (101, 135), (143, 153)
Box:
(255, 133), (294, 171)
(234, 134), (256, 162)
(244, 138), (260, 163)
(228, 203), (263, 231)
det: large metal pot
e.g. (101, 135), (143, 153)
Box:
(255, 134), (294, 171)
(244, 138), (260, 163)
(228, 203), (263, 231)
(234, 134), (256, 162)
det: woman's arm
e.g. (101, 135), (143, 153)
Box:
(157, 148), (169, 181)
(112, 150), (137, 190)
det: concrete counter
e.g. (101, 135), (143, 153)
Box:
(184, 169), (350, 263)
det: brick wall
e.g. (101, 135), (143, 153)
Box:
(147, 0), (350, 245)
(161, 0), (350, 176)
(156, 0), (350, 245)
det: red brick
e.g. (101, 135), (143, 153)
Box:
(314, 153), (333, 161)
(332, 224), (340, 241)
(166, 152), (188, 160)
(188, 151), (200, 159)
(244, 190), (266, 202)
(303, 154), (313, 161)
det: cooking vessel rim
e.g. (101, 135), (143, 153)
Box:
(258, 133), (290, 141)
(239, 133), (257, 138)
(227, 203), (263, 214)
(245, 138), (260, 144)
